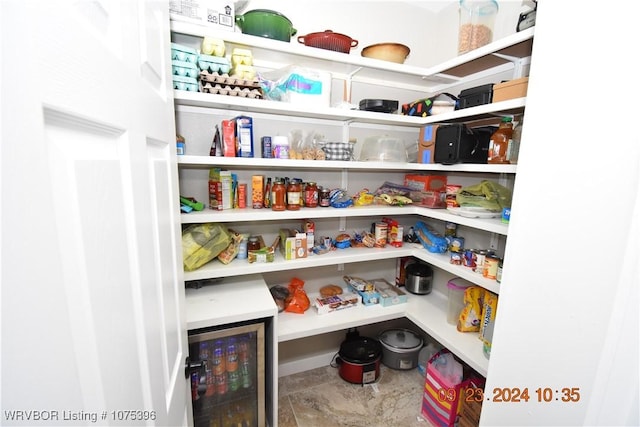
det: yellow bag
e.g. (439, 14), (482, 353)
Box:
(182, 223), (231, 271)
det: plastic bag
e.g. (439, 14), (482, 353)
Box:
(457, 286), (484, 332)
(216, 229), (245, 265)
(414, 221), (449, 253)
(456, 180), (512, 211)
(284, 277), (310, 314)
(182, 223), (231, 271)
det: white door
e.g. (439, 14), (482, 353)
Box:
(1, 1), (188, 425)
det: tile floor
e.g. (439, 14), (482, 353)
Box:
(277, 364), (435, 427)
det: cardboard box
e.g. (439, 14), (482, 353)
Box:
(235, 116), (254, 158)
(314, 292), (361, 315)
(279, 229), (307, 260)
(418, 124), (439, 164)
(208, 168), (233, 210)
(169, 0), (235, 31)
(221, 119), (236, 157)
(370, 278), (407, 307)
(404, 174), (447, 192)
(492, 77), (529, 103)
(251, 175), (263, 209)
(346, 283), (380, 306)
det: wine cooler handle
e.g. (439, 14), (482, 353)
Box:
(184, 356), (207, 379)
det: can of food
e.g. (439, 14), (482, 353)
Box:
(473, 250), (488, 275)
(463, 249), (475, 267)
(319, 187), (331, 207)
(483, 256), (500, 280)
(449, 236), (465, 253)
(496, 259), (503, 283)
(374, 222), (388, 248)
(450, 251), (463, 265)
(444, 222), (457, 237)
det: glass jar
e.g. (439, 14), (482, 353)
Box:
(304, 182), (318, 208)
(458, 0), (499, 54)
(488, 116), (513, 164)
(319, 187), (331, 207)
(286, 179), (301, 210)
(247, 236), (261, 251)
(271, 180), (286, 211)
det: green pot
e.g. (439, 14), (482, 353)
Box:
(235, 9), (297, 42)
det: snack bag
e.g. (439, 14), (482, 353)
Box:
(457, 286), (484, 332)
(285, 277), (310, 314)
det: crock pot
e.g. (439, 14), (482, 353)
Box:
(404, 262), (433, 294)
(337, 337), (382, 384)
(378, 328), (423, 370)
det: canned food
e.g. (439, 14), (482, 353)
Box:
(496, 259), (503, 283)
(445, 222), (457, 237)
(450, 251), (463, 265)
(483, 256), (500, 280)
(473, 250), (488, 275)
(374, 222), (388, 248)
(449, 236), (465, 253)
(463, 249), (475, 267)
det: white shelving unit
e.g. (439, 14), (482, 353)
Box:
(173, 23), (533, 381)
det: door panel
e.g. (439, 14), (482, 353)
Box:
(1, 1), (187, 425)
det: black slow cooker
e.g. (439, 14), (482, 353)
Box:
(336, 337), (382, 384)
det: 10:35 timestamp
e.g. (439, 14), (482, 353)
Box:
(438, 387), (581, 403)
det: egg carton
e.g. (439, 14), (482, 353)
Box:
(171, 43), (198, 63)
(173, 75), (199, 92)
(199, 81), (263, 99)
(172, 60), (199, 79)
(197, 53), (231, 74)
(200, 70), (261, 88)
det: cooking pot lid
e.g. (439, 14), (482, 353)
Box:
(339, 337), (381, 363)
(379, 329), (423, 350)
(406, 262), (433, 277)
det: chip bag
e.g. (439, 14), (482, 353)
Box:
(284, 277), (310, 314)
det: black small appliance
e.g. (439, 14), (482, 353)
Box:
(434, 124), (495, 165)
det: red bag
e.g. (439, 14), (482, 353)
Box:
(284, 277), (310, 314)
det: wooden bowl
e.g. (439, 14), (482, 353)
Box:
(361, 43), (410, 64)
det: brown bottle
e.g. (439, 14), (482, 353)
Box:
(488, 117), (513, 164)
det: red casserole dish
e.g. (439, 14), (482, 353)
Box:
(297, 30), (358, 53)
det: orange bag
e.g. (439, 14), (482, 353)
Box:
(284, 277), (310, 314)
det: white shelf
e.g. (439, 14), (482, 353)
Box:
(177, 154), (518, 173)
(406, 291), (489, 376)
(184, 245), (415, 281)
(184, 243), (501, 296)
(184, 276), (489, 376)
(180, 205), (509, 235)
(173, 91), (526, 128)
(184, 274), (277, 330)
(170, 21), (534, 94)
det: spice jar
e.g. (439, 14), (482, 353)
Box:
(286, 179), (301, 210)
(271, 180), (286, 211)
(304, 182), (318, 208)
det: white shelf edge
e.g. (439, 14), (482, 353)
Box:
(183, 243), (501, 295)
(180, 205), (509, 235)
(177, 154), (518, 173)
(173, 90), (525, 127)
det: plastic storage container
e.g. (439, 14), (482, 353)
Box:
(447, 277), (474, 325)
(458, 0), (499, 54)
(359, 136), (407, 162)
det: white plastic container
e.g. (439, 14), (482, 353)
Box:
(446, 277), (474, 325)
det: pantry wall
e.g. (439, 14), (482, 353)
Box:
(175, 0), (525, 419)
